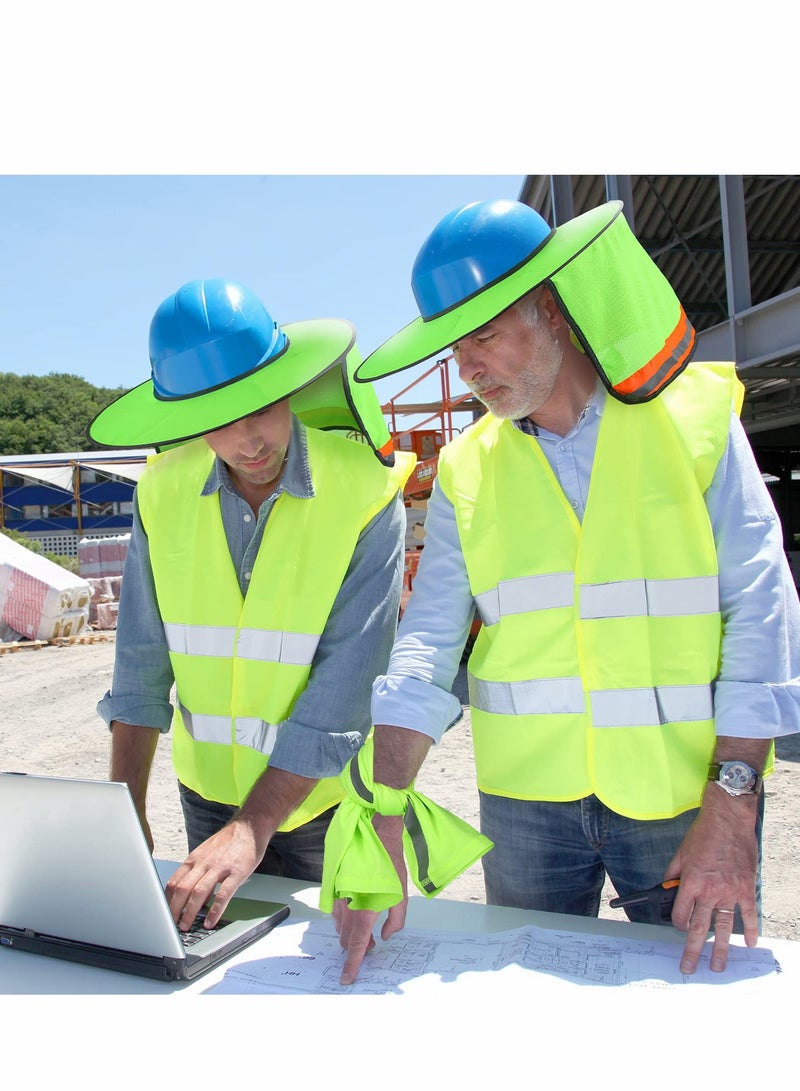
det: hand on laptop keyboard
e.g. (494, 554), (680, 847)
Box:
(180, 910), (223, 948)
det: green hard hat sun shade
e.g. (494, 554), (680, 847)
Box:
(548, 207), (695, 402)
(289, 339), (394, 463)
(89, 318), (394, 463)
(356, 201), (695, 404)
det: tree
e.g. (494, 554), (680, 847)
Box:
(0, 373), (125, 455)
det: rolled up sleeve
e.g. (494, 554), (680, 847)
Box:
(371, 481), (473, 744)
(710, 415), (800, 737)
(96, 495), (175, 733)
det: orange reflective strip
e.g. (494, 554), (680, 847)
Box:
(614, 309), (695, 398)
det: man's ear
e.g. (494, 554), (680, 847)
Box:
(539, 287), (566, 331)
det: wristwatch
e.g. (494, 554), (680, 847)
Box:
(708, 760), (763, 797)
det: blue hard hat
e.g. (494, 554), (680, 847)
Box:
(149, 279), (286, 399)
(411, 200), (552, 319)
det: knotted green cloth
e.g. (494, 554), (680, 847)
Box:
(319, 736), (494, 912)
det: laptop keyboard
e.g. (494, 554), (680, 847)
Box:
(180, 910), (223, 948)
(180, 926), (218, 948)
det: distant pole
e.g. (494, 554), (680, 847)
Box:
(74, 462), (83, 535)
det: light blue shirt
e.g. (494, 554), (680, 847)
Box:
(97, 417), (407, 779)
(373, 384), (800, 743)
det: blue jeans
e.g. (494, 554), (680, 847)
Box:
(480, 792), (764, 933)
(178, 782), (335, 883)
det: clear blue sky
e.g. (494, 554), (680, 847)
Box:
(0, 175), (524, 434)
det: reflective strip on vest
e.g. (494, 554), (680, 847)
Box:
(469, 676), (712, 727)
(236, 628), (319, 665)
(474, 574), (718, 627)
(179, 702), (279, 755)
(589, 684), (713, 727)
(470, 676), (586, 716)
(165, 622), (319, 665)
(474, 573), (574, 626)
(580, 576), (718, 619)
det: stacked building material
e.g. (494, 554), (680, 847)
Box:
(86, 575), (123, 630)
(77, 534), (130, 579)
(77, 536), (130, 630)
(0, 534), (91, 642)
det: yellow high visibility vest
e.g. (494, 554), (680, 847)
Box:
(437, 362), (745, 820)
(137, 429), (413, 830)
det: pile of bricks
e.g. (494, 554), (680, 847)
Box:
(86, 575), (123, 630)
(78, 535), (130, 631)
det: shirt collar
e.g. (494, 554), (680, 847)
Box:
(514, 377), (605, 438)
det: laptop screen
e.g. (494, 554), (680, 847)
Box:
(0, 772), (187, 958)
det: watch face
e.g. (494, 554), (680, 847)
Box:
(721, 762), (755, 791)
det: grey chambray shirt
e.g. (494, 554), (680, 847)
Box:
(97, 415), (406, 780)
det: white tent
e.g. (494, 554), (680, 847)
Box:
(0, 450), (154, 489)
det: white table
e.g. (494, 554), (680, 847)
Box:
(2, 861), (798, 1085)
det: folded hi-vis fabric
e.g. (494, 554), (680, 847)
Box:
(319, 736), (493, 912)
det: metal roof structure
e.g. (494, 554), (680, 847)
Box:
(519, 175), (800, 439)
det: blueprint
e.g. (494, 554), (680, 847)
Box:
(205, 918), (784, 995)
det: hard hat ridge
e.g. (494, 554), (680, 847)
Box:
(149, 279), (287, 400)
(411, 200), (553, 320)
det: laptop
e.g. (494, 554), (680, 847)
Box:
(0, 771), (290, 982)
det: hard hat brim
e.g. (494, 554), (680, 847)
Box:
(89, 318), (361, 449)
(355, 202), (621, 383)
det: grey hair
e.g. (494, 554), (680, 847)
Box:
(514, 287), (545, 328)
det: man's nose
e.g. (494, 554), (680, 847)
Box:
(456, 343), (484, 385)
(231, 418), (265, 454)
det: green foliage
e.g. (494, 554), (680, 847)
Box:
(45, 551), (80, 574)
(1, 527), (43, 553)
(0, 372), (125, 455)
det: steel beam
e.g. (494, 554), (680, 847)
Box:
(549, 176), (574, 225)
(693, 285), (800, 368)
(604, 175), (635, 230)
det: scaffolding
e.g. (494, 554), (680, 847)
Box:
(383, 354), (482, 498)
